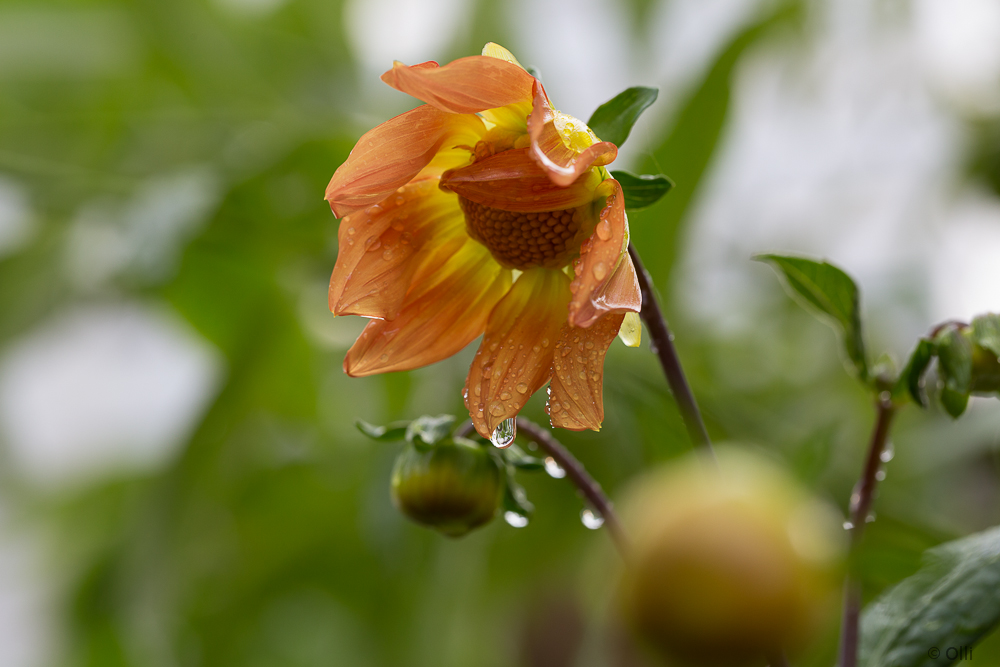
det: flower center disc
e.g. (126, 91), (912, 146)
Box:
(458, 197), (586, 270)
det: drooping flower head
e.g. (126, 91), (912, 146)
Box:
(325, 43), (641, 439)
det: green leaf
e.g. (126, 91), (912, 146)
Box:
(935, 325), (973, 418)
(405, 414), (457, 447)
(500, 444), (545, 471)
(972, 313), (1000, 358)
(895, 339), (936, 407)
(610, 171), (674, 210)
(754, 254), (868, 381)
(859, 525), (1000, 667)
(356, 419), (409, 442)
(502, 471), (534, 518)
(587, 86), (658, 147)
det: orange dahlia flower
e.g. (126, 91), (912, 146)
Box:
(325, 43), (641, 439)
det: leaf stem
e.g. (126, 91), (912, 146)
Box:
(628, 243), (716, 460)
(838, 394), (896, 667)
(515, 417), (630, 558)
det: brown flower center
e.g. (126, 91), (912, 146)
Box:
(458, 197), (587, 270)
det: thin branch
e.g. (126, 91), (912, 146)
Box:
(515, 418), (630, 557)
(628, 243), (715, 461)
(838, 394), (896, 667)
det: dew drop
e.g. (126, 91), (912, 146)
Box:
(865, 512), (877, 523)
(581, 508), (604, 530)
(490, 403), (505, 417)
(875, 469), (886, 481)
(592, 262), (607, 281)
(500, 391), (511, 400)
(541, 338), (550, 347)
(504, 511), (528, 528)
(595, 218), (612, 240)
(843, 521), (854, 530)
(395, 195), (405, 205)
(516, 382), (528, 394)
(544, 456), (566, 479)
(490, 418), (516, 448)
(379, 353), (389, 362)
(347, 226), (356, 235)
(880, 442), (894, 463)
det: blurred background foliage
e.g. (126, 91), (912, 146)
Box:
(1, 0), (1000, 665)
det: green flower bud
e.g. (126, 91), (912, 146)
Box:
(391, 437), (503, 537)
(970, 334), (1000, 394)
(618, 449), (844, 667)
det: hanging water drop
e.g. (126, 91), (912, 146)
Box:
(865, 512), (876, 523)
(504, 511), (528, 528)
(875, 469), (886, 481)
(490, 418), (516, 448)
(880, 441), (895, 463)
(843, 521), (854, 530)
(544, 456), (566, 479)
(581, 508), (604, 529)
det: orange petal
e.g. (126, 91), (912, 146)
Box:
(439, 147), (603, 212)
(464, 269), (570, 438)
(325, 105), (484, 218)
(527, 80), (618, 187)
(568, 179), (641, 328)
(548, 312), (625, 431)
(329, 180), (466, 320)
(381, 56), (535, 115)
(344, 241), (510, 377)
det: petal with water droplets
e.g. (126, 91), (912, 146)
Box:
(548, 312), (624, 431)
(329, 181), (466, 320)
(325, 105), (484, 218)
(568, 179), (641, 328)
(344, 241), (510, 376)
(464, 268), (569, 438)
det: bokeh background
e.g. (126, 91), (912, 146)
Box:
(2, 0), (1000, 665)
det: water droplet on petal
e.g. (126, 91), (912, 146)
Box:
(379, 353), (389, 362)
(504, 511), (528, 528)
(880, 442), (894, 463)
(516, 382), (528, 394)
(592, 262), (607, 281)
(500, 391), (511, 400)
(347, 227), (356, 235)
(490, 403), (504, 417)
(581, 509), (604, 529)
(595, 218), (612, 241)
(395, 196), (405, 205)
(490, 418), (516, 448)
(544, 456), (566, 479)
(865, 512), (876, 523)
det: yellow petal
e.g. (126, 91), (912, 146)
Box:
(618, 311), (642, 347)
(548, 313), (625, 431)
(464, 268), (570, 438)
(343, 241), (510, 376)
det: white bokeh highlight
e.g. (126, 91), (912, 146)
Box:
(0, 302), (224, 487)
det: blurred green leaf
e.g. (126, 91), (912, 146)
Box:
(355, 419), (409, 442)
(610, 171), (674, 210)
(895, 339), (935, 407)
(754, 254), (868, 381)
(502, 471), (534, 519)
(859, 526), (1000, 667)
(935, 325), (973, 418)
(972, 313), (1000, 358)
(629, 1), (799, 291)
(587, 86), (658, 147)
(501, 444), (545, 471)
(405, 414), (457, 448)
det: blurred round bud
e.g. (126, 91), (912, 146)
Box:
(391, 437), (503, 537)
(618, 449), (845, 667)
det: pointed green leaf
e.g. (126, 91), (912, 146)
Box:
(935, 325), (972, 418)
(356, 419), (410, 442)
(972, 313), (1000, 358)
(587, 86), (658, 147)
(405, 414), (457, 447)
(610, 171), (674, 210)
(895, 339), (936, 407)
(754, 254), (868, 381)
(859, 526), (1000, 667)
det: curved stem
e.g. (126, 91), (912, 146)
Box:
(515, 417), (630, 558)
(838, 395), (896, 667)
(628, 243), (715, 461)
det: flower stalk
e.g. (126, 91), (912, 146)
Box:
(838, 393), (896, 667)
(628, 243), (715, 460)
